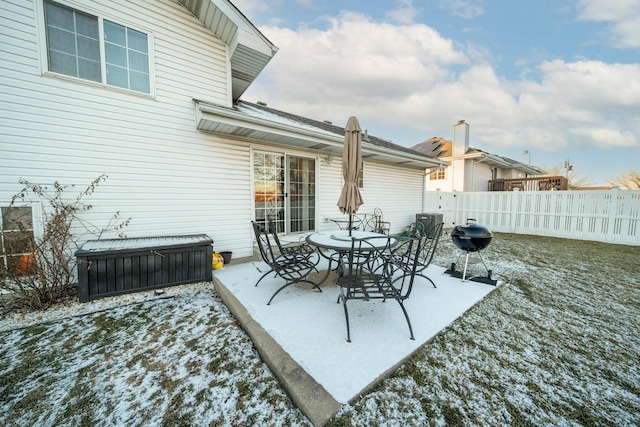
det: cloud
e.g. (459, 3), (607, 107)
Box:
(386, 0), (421, 24)
(437, 0), (485, 19)
(576, 0), (640, 48)
(244, 10), (640, 154)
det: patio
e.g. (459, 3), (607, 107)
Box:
(212, 254), (498, 425)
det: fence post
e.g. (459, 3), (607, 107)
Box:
(606, 186), (620, 243)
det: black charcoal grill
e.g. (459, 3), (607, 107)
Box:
(445, 219), (497, 285)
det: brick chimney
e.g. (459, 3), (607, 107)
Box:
(453, 120), (469, 157)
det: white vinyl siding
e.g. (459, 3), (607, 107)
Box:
(358, 162), (425, 233)
(1, 0), (247, 255)
(317, 160), (424, 235)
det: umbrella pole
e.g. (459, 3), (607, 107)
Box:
(349, 214), (352, 236)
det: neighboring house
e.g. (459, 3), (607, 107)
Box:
(0, 0), (446, 266)
(414, 120), (547, 192)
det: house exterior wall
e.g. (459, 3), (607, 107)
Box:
(424, 164), (452, 192)
(468, 161), (493, 191)
(357, 162), (425, 233)
(450, 159), (466, 192)
(1, 0), (427, 258)
(1, 0), (248, 254)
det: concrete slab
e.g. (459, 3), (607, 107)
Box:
(212, 256), (497, 426)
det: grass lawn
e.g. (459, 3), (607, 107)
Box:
(1, 233), (639, 426)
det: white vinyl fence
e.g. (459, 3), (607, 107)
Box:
(423, 189), (640, 246)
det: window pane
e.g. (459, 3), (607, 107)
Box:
(128, 50), (148, 73)
(78, 58), (101, 82)
(127, 28), (148, 53)
(104, 20), (126, 46)
(45, 1), (74, 31)
(48, 27), (76, 55)
(45, 1), (100, 81)
(105, 42), (127, 67)
(4, 232), (34, 254)
(75, 12), (99, 38)
(1, 207), (35, 274)
(106, 64), (128, 88)
(103, 20), (150, 93)
(49, 50), (78, 76)
(77, 35), (100, 61)
(1, 207), (33, 230)
(129, 71), (149, 93)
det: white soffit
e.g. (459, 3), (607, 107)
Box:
(195, 101), (448, 169)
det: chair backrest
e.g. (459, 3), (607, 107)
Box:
(415, 221), (444, 270)
(359, 213), (378, 233)
(372, 207), (390, 234)
(264, 215), (289, 253)
(384, 236), (425, 297)
(340, 235), (423, 299)
(251, 220), (278, 267)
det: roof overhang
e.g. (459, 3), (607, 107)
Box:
(195, 101), (448, 170)
(177, 0), (278, 100)
(445, 150), (545, 175)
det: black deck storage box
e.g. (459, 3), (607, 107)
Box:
(416, 213), (444, 238)
(76, 234), (213, 303)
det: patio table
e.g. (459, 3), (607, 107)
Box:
(306, 230), (395, 286)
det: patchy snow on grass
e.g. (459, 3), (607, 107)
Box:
(1, 232), (639, 426)
(0, 285), (311, 426)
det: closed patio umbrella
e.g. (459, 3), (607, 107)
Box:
(337, 116), (364, 235)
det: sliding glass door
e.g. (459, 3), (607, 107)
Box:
(253, 152), (316, 234)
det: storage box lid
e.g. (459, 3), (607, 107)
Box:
(75, 234), (213, 255)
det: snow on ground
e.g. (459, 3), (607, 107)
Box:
(1, 233), (638, 426)
(214, 256), (496, 403)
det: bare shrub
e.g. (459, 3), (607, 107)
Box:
(1, 175), (131, 311)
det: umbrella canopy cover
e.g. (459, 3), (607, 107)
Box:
(337, 116), (364, 215)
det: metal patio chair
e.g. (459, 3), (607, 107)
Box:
(336, 235), (424, 342)
(373, 207), (391, 235)
(264, 215), (317, 259)
(251, 220), (321, 305)
(393, 221), (443, 288)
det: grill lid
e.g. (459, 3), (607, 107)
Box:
(451, 219), (492, 252)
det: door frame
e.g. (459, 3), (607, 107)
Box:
(251, 148), (318, 234)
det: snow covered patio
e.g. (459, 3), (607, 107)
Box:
(212, 256), (498, 426)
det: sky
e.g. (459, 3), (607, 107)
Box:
(234, 0), (640, 186)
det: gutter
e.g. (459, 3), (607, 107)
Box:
(196, 101), (447, 169)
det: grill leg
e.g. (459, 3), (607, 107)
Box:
(477, 251), (491, 278)
(462, 252), (470, 281)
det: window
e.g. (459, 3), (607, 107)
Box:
(491, 167), (498, 180)
(430, 168), (445, 180)
(44, 1), (151, 94)
(357, 167), (364, 189)
(0, 207), (35, 276)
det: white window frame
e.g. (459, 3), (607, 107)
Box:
(0, 204), (42, 276)
(430, 168), (446, 181)
(36, 0), (156, 97)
